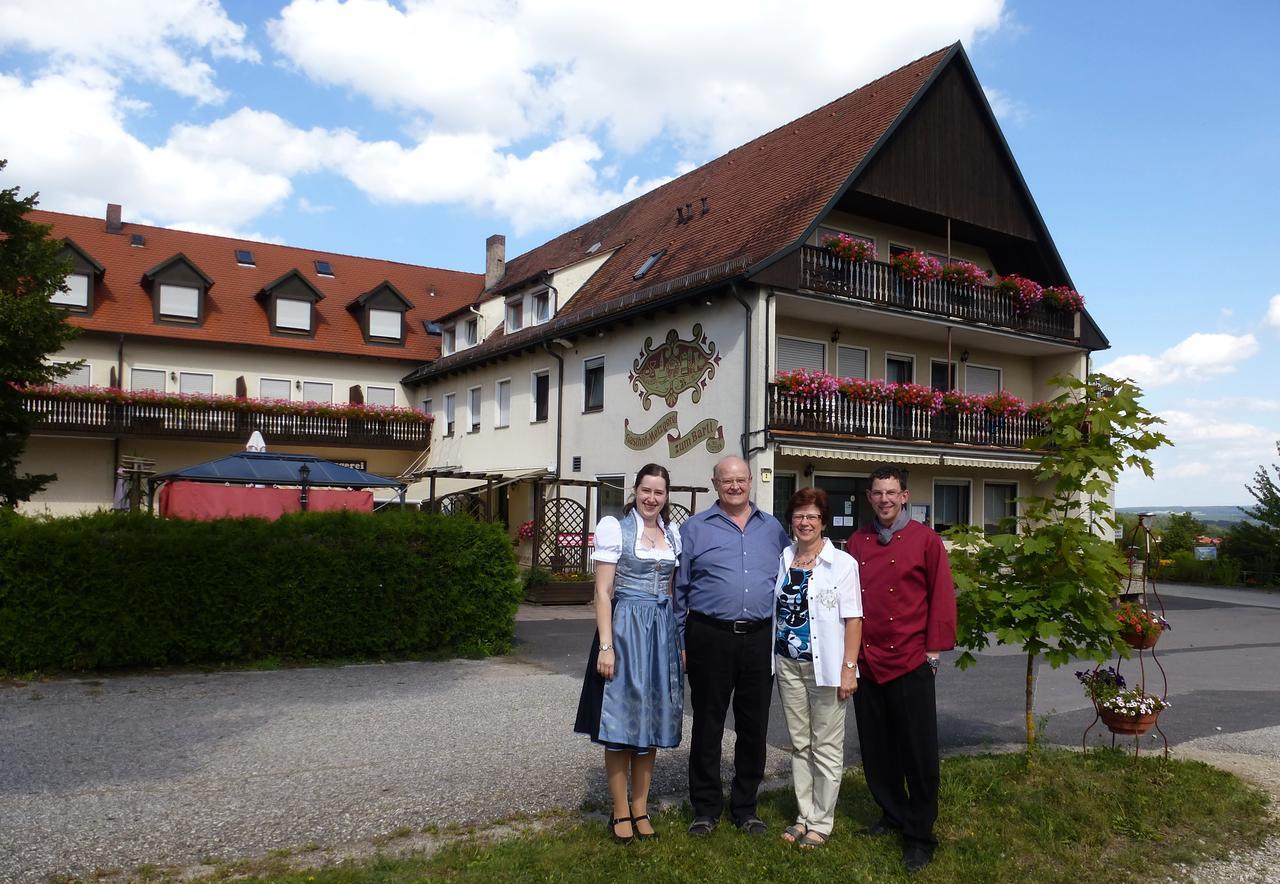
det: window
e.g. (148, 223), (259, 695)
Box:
(598, 475), (626, 519)
(420, 397), (432, 415)
(933, 480), (971, 532)
(442, 325), (456, 355)
(235, 249), (255, 266)
(130, 233), (145, 247)
(583, 356), (605, 412)
(369, 308), (402, 340)
(366, 385), (396, 407)
(158, 284), (199, 321)
(443, 393), (456, 436)
(886, 353), (914, 384)
(302, 381), (333, 403)
(131, 368), (165, 392)
(533, 291), (550, 323)
(966, 365), (1001, 396)
(54, 361), (90, 386)
(930, 359), (957, 391)
(777, 336), (825, 373)
(260, 377), (291, 400)
(467, 386), (481, 432)
(984, 482), (1018, 536)
(889, 242), (913, 258)
(772, 472), (798, 523)
(51, 274), (89, 309)
(532, 370), (549, 422)
(495, 379), (511, 428)
(179, 372), (213, 395)
(276, 298), (312, 332)
(464, 318), (478, 346)
(837, 345), (868, 380)
(314, 260), (334, 277)
(634, 249), (666, 280)
(506, 298), (523, 332)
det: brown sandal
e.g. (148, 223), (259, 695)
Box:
(782, 822), (807, 843)
(799, 830), (829, 849)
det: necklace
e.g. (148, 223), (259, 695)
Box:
(640, 524), (664, 549)
(792, 548), (820, 569)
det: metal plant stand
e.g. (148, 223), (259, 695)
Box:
(1084, 513), (1170, 758)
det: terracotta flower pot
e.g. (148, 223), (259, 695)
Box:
(1099, 708), (1159, 736)
(1121, 628), (1161, 650)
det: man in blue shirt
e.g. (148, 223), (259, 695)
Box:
(676, 455), (790, 836)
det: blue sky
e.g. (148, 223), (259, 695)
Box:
(2, 0), (1277, 507)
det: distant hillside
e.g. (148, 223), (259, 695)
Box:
(1118, 505), (1253, 527)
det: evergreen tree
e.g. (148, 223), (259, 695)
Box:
(1222, 443), (1280, 584)
(0, 160), (79, 507)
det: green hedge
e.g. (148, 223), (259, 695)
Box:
(0, 510), (520, 671)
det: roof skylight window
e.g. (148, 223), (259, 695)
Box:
(633, 248), (666, 280)
(130, 233), (145, 247)
(314, 260), (334, 277)
(586, 241), (602, 254)
(235, 249), (255, 266)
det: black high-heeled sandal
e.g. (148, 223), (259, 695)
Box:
(609, 816), (635, 845)
(631, 813), (658, 840)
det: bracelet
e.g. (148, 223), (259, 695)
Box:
(599, 643), (613, 652)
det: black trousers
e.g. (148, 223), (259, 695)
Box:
(852, 662), (940, 847)
(685, 613), (774, 822)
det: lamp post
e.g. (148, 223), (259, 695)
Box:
(298, 463), (311, 512)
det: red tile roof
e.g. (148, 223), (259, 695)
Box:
(30, 210), (484, 362)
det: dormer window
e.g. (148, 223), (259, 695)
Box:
(142, 253), (213, 327)
(348, 281), (411, 346)
(257, 269), (324, 338)
(442, 325), (456, 355)
(533, 290), (551, 324)
(506, 296), (524, 332)
(464, 317), (478, 346)
(52, 238), (104, 315)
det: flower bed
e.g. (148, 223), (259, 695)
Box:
(22, 383), (432, 424)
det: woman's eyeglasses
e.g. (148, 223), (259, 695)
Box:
(791, 514), (824, 523)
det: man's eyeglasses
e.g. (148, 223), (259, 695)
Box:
(716, 478), (750, 487)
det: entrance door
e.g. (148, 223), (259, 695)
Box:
(814, 474), (871, 549)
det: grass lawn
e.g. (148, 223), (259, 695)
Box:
(200, 749), (1274, 883)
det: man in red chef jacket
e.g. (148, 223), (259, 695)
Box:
(846, 465), (956, 874)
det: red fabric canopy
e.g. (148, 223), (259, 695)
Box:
(159, 480), (374, 521)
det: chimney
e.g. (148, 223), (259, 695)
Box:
(106, 203), (123, 233)
(485, 234), (506, 290)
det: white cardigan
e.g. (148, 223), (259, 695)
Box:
(772, 538), (863, 687)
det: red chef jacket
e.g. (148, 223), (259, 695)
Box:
(847, 518), (957, 683)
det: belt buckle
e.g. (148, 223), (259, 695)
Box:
(733, 619), (750, 634)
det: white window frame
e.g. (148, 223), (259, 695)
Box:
(982, 480), (1020, 536)
(276, 297), (312, 332)
(964, 363), (1003, 395)
(505, 296), (524, 333)
(366, 385), (396, 407)
(131, 367), (166, 392)
(420, 397), (432, 415)
(178, 371), (214, 395)
(932, 478), (972, 531)
(596, 474), (627, 520)
(443, 392), (456, 436)
(464, 318), (478, 347)
(836, 344), (870, 380)
(776, 335), (827, 374)
(301, 380), (333, 403)
(530, 369), (550, 423)
(158, 283), (199, 321)
(809, 225), (877, 258)
(260, 377), (291, 401)
(884, 352), (915, 384)
(442, 325), (456, 355)
(467, 385), (481, 433)
(583, 355), (605, 413)
(533, 290), (551, 324)
(495, 378), (511, 428)
(368, 308), (402, 340)
(52, 273), (90, 308)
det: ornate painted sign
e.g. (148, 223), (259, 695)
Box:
(628, 324), (721, 410)
(625, 412), (725, 458)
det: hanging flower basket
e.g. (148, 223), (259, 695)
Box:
(1116, 602), (1169, 650)
(1099, 708), (1160, 736)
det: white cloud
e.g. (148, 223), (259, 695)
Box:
(0, 0), (258, 103)
(1265, 293), (1280, 329)
(296, 196), (334, 214)
(1099, 332), (1259, 388)
(983, 86), (1029, 124)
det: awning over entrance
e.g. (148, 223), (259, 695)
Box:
(776, 444), (1040, 471)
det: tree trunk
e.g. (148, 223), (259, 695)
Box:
(1025, 652), (1037, 750)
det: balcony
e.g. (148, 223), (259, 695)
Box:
(799, 246), (1077, 341)
(23, 390), (431, 450)
(766, 385), (1047, 450)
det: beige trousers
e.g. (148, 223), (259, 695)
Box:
(776, 655), (848, 836)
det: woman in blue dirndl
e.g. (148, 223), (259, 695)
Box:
(575, 463), (683, 844)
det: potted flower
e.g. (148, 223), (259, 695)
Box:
(1043, 285), (1085, 312)
(890, 250), (943, 282)
(775, 369), (840, 400)
(994, 274), (1044, 315)
(820, 233), (876, 263)
(889, 382), (943, 413)
(1115, 602), (1169, 650)
(1076, 668), (1169, 735)
(939, 260), (991, 288)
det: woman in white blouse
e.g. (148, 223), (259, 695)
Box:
(774, 486), (862, 848)
(574, 464), (683, 844)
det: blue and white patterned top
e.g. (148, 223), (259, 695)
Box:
(774, 567), (813, 661)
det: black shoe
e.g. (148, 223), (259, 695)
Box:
(631, 813), (658, 841)
(610, 816), (634, 845)
(735, 816), (768, 835)
(687, 816), (718, 837)
(858, 819), (899, 837)
(903, 844), (935, 873)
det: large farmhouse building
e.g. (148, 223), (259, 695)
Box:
(22, 43), (1108, 545)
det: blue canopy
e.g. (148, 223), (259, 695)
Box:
(148, 452), (406, 490)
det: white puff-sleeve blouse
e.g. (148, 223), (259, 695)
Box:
(590, 515), (681, 563)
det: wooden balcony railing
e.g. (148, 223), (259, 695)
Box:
(767, 385), (1047, 450)
(23, 392), (431, 450)
(799, 246), (1078, 341)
